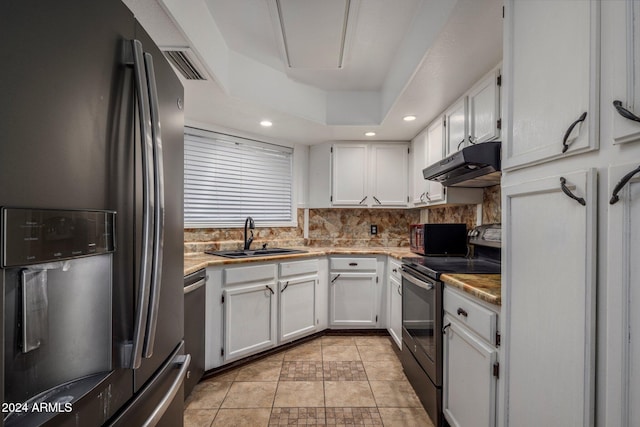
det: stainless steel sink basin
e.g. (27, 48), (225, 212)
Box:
(206, 248), (307, 258)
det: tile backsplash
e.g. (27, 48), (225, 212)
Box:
(184, 185), (501, 254)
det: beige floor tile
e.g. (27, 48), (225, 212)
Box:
(322, 345), (361, 361)
(202, 369), (238, 383)
(212, 408), (271, 427)
(354, 336), (393, 347)
(283, 344), (323, 361)
(183, 409), (217, 427)
(273, 380), (325, 407)
(369, 381), (422, 408)
(321, 336), (356, 346)
(259, 351), (285, 362)
(362, 360), (406, 381)
(186, 382), (232, 410)
(357, 344), (399, 362)
(235, 360), (282, 381)
(220, 382), (277, 408)
(378, 407), (434, 427)
(324, 381), (376, 407)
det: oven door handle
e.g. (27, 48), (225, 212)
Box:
(400, 269), (434, 291)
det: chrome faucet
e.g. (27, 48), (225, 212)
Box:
(243, 216), (255, 250)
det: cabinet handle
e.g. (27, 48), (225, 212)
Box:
(610, 164), (640, 205)
(613, 100), (640, 123)
(562, 111), (587, 153)
(349, 262), (358, 267)
(442, 323), (451, 334)
(397, 285), (402, 296)
(265, 285), (274, 295)
(392, 268), (397, 273)
(425, 192), (431, 201)
(281, 281), (289, 293)
(419, 192), (426, 203)
(456, 308), (468, 317)
(359, 196), (368, 205)
(373, 196), (382, 205)
(456, 139), (466, 151)
(331, 274), (341, 284)
(560, 177), (586, 206)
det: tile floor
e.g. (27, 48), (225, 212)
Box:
(184, 335), (435, 427)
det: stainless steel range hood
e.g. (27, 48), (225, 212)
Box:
(423, 141), (501, 187)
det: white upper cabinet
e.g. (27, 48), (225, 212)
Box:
(370, 144), (409, 206)
(503, 0), (600, 169)
(411, 129), (429, 205)
(609, 0), (640, 145)
(468, 68), (501, 144)
(331, 142), (409, 207)
(331, 144), (369, 206)
(445, 97), (469, 156)
(425, 118), (445, 203)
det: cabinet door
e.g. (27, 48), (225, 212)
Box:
(330, 273), (377, 327)
(279, 275), (318, 343)
(426, 118), (445, 203)
(503, 0), (599, 169)
(411, 130), (429, 205)
(469, 69), (501, 144)
(388, 274), (402, 349)
(370, 144), (408, 206)
(610, 0), (640, 145)
(332, 144), (368, 206)
(223, 283), (277, 361)
(502, 169), (596, 427)
(445, 97), (468, 156)
(443, 316), (497, 427)
(605, 162), (640, 426)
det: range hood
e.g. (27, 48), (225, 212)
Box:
(423, 141), (501, 187)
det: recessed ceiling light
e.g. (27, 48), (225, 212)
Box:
(403, 115), (417, 121)
(364, 131), (376, 137)
(260, 120), (273, 127)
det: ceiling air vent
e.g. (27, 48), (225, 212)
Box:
(161, 48), (207, 81)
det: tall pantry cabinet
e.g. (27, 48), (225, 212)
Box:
(501, 1), (640, 427)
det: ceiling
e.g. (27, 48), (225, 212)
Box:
(123, 0), (503, 145)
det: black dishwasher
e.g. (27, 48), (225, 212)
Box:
(183, 269), (206, 398)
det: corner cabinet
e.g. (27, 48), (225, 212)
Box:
(503, 0), (600, 169)
(329, 257), (380, 327)
(443, 286), (499, 427)
(502, 169), (596, 427)
(331, 142), (409, 207)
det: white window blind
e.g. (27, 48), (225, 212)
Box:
(184, 128), (294, 227)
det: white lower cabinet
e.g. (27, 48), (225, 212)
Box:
(223, 282), (277, 361)
(278, 259), (320, 343)
(329, 257), (379, 327)
(387, 258), (402, 348)
(443, 287), (499, 427)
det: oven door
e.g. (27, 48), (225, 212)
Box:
(401, 266), (442, 386)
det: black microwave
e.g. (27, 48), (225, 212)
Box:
(409, 223), (468, 256)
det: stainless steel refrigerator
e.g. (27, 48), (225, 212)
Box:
(0, 1), (186, 425)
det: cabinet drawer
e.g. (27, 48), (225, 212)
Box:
(279, 259), (319, 278)
(388, 258), (402, 281)
(224, 264), (276, 285)
(444, 288), (497, 344)
(330, 257), (377, 271)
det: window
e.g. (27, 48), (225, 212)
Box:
(184, 127), (294, 227)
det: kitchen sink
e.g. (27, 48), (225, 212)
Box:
(206, 248), (308, 258)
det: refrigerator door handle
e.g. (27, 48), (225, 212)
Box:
(142, 51), (165, 358)
(129, 39), (156, 369)
(142, 354), (190, 427)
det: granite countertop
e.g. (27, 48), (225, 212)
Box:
(184, 247), (415, 276)
(440, 273), (501, 306)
